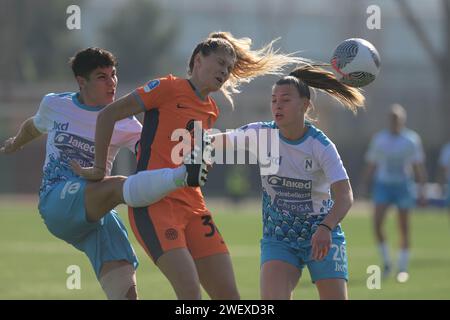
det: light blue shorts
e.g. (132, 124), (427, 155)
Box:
(373, 180), (415, 209)
(260, 226), (348, 283)
(38, 177), (138, 278)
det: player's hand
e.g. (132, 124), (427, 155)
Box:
(70, 160), (105, 181)
(311, 225), (332, 261)
(0, 137), (21, 154)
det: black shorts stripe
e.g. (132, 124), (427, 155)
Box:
(132, 109), (163, 261)
(136, 109), (159, 172)
(133, 207), (163, 261)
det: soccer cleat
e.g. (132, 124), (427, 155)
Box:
(396, 271), (409, 283)
(184, 131), (213, 187)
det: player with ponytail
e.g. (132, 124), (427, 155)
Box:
(75, 31), (302, 300)
(217, 63), (365, 299)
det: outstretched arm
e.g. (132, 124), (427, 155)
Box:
(209, 127), (254, 164)
(322, 179), (353, 229)
(71, 93), (143, 180)
(209, 132), (232, 155)
(0, 117), (43, 154)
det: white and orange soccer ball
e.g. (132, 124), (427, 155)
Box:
(330, 38), (380, 87)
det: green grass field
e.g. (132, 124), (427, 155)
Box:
(1, 197), (449, 300)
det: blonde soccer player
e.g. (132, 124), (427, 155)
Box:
(74, 32), (303, 300)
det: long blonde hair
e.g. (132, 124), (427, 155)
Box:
(284, 64), (365, 114)
(188, 31), (305, 108)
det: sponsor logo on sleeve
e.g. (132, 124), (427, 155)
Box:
(143, 79), (160, 93)
(53, 121), (69, 131)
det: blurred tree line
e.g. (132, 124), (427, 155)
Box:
(100, 0), (179, 83)
(0, 0), (82, 100)
(0, 0), (178, 100)
(396, 0), (450, 138)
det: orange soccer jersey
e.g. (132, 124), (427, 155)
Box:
(128, 75), (227, 262)
(133, 74), (218, 210)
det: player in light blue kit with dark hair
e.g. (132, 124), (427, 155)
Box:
(0, 48), (209, 299)
(215, 64), (365, 299)
(363, 104), (427, 283)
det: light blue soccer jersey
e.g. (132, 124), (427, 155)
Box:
(227, 121), (349, 247)
(33, 92), (142, 197)
(366, 129), (424, 184)
(33, 92), (143, 277)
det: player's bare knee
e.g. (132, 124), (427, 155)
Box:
(177, 289), (201, 300)
(110, 176), (126, 202)
(175, 282), (202, 300)
(261, 291), (284, 300)
(99, 263), (137, 300)
(226, 290), (240, 300)
(261, 284), (291, 300)
(216, 290), (240, 300)
(211, 285), (240, 300)
(126, 284), (138, 300)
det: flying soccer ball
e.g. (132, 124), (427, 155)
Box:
(330, 38), (380, 87)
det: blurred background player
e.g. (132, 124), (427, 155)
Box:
(75, 31), (302, 299)
(437, 141), (450, 221)
(0, 47), (208, 299)
(214, 64), (364, 299)
(363, 104), (427, 283)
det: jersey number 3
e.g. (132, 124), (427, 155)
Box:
(201, 215), (217, 237)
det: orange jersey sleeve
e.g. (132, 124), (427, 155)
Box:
(133, 76), (173, 111)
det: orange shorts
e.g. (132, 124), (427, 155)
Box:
(128, 197), (228, 263)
